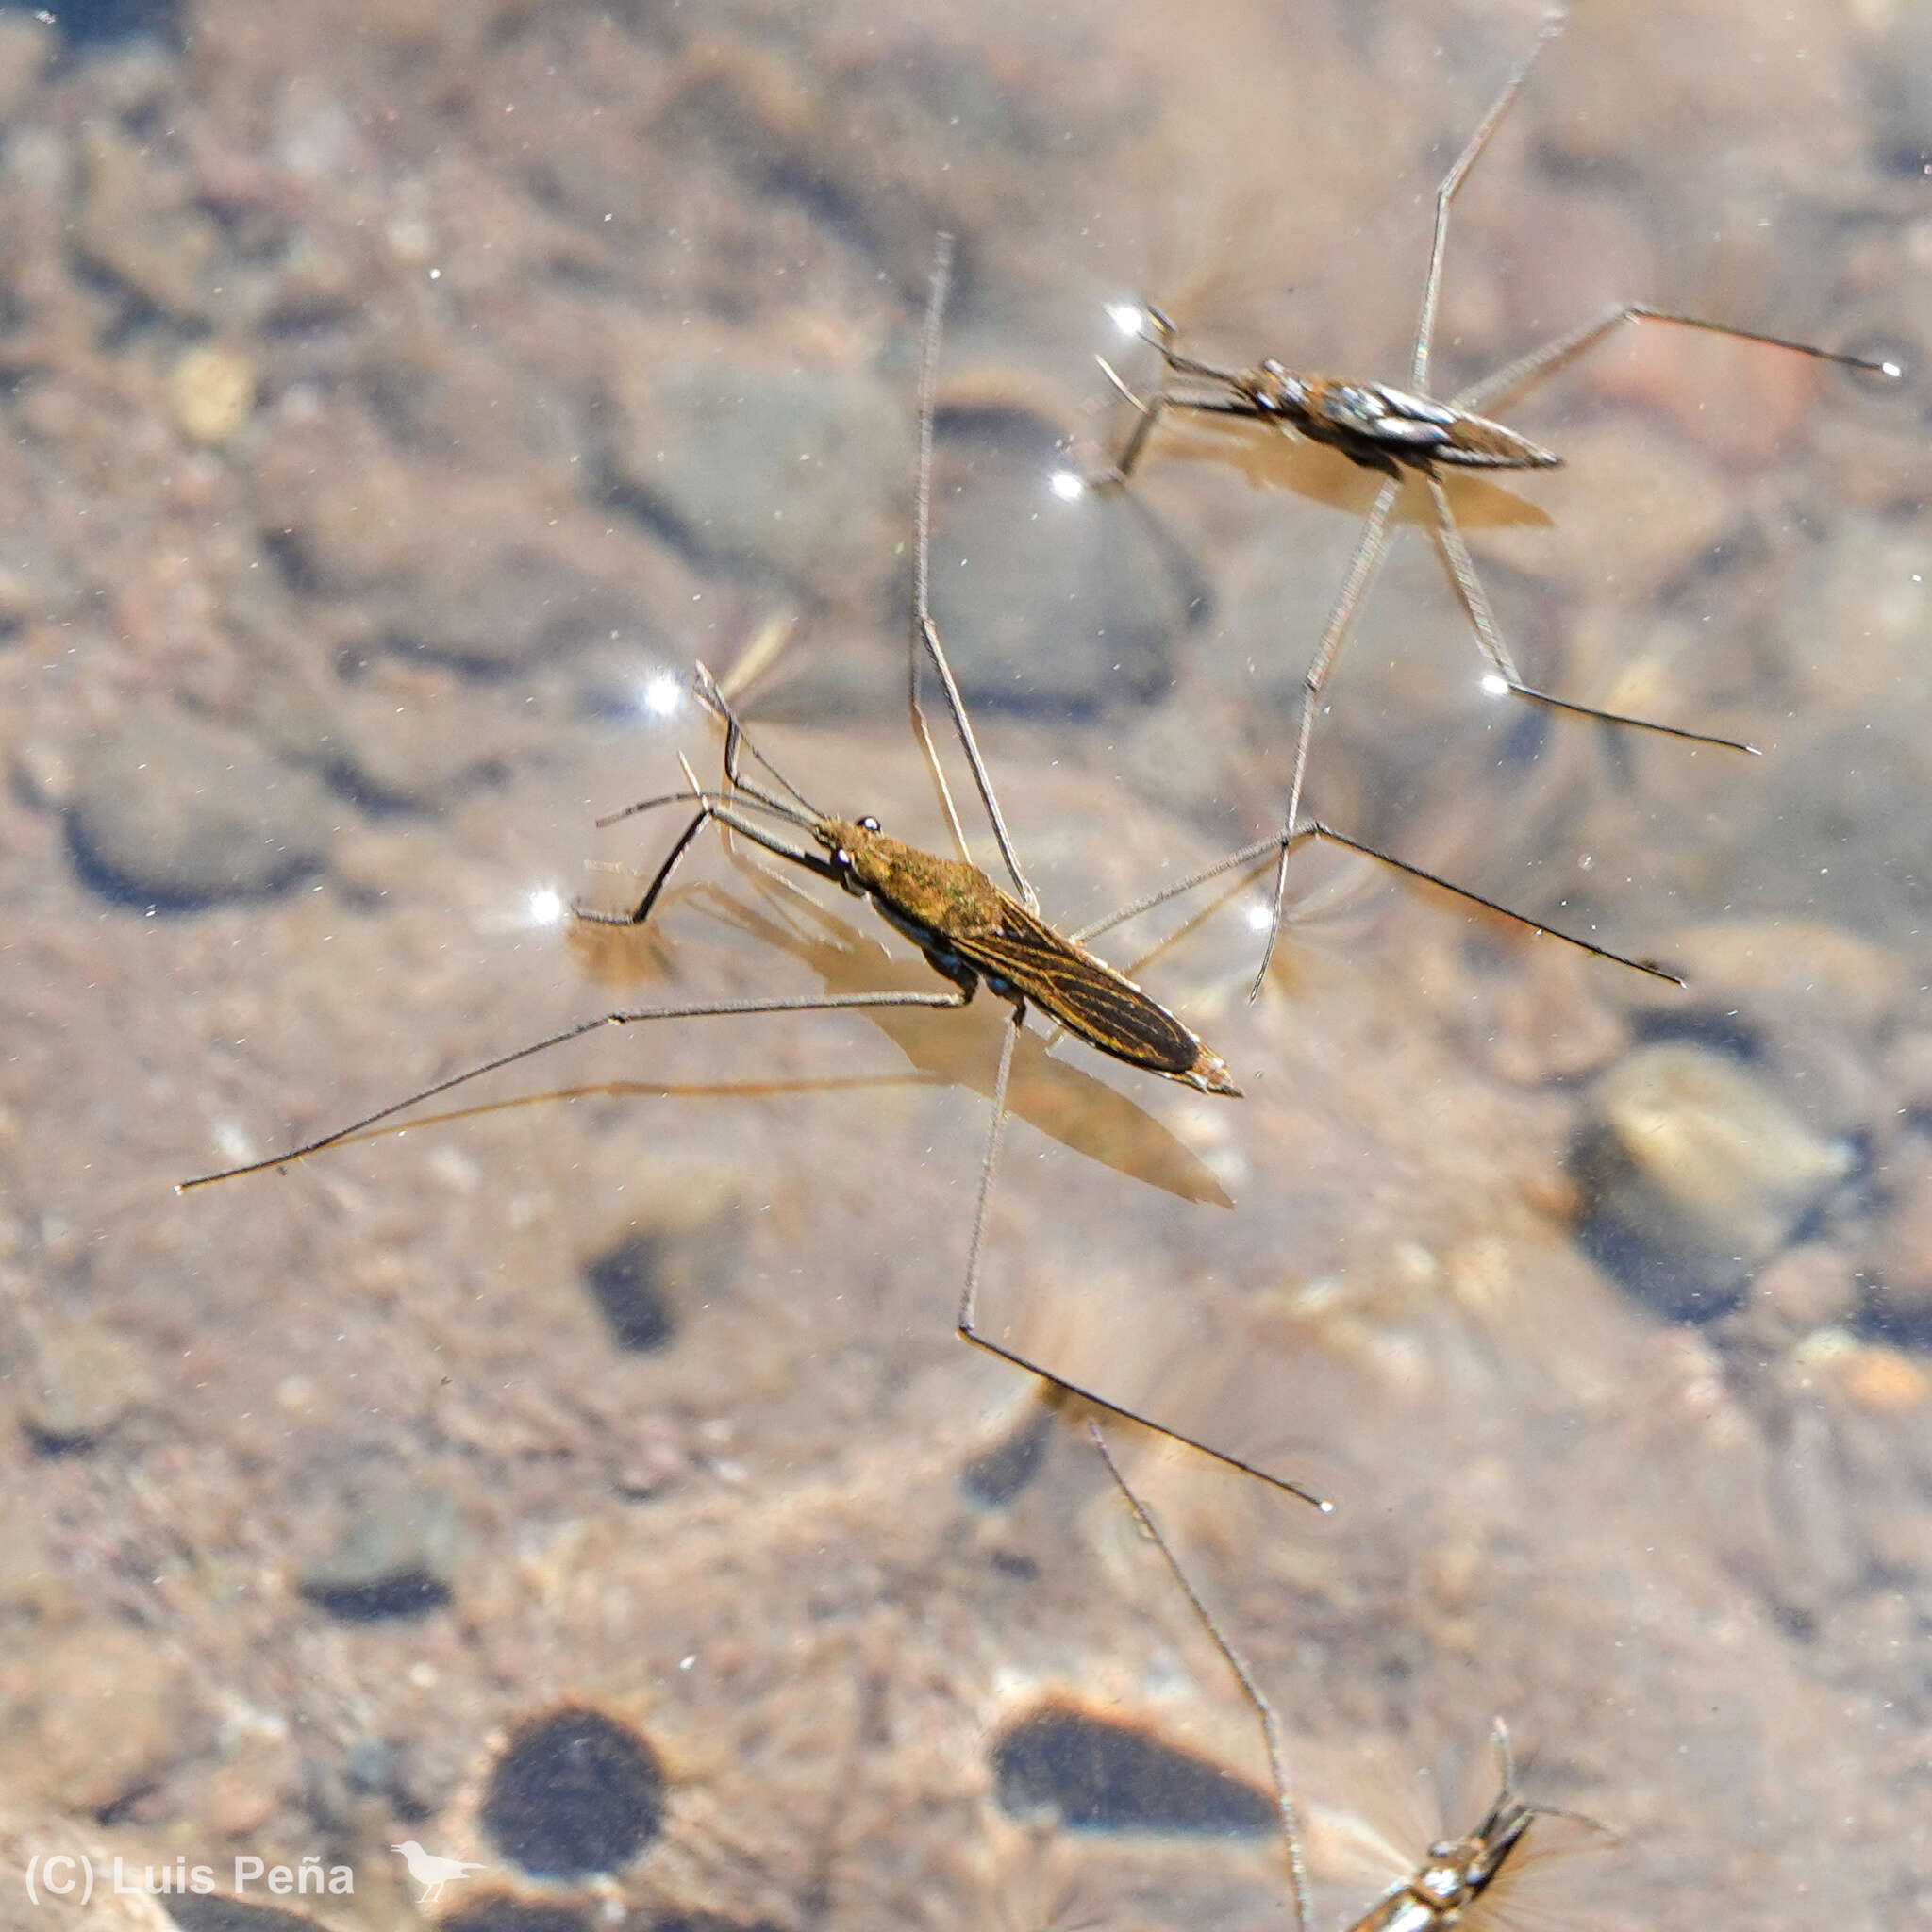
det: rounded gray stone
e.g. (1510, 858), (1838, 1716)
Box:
(611, 357), (910, 601)
(68, 713), (335, 909)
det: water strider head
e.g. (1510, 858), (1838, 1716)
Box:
(810, 813), (892, 878)
(810, 812), (1003, 923)
(1249, 357), (1309, 415)
(1403, 1803), (1535, 1919)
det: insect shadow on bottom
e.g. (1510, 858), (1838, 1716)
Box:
(178, 239), (1681, 1511)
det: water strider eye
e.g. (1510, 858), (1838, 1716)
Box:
(830, 845), (870, 897)
(858, 815), (880, 832)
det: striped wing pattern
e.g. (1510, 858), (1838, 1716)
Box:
(1438, 407), (1560, 470)
(952, 897), (1204, 1078)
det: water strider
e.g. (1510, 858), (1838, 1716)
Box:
(1093, 0), (1901, 987)
(178, 242), (1681, 1512)
(1091, 1424), (1616, 1932)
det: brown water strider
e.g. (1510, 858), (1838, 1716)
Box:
(791, 812), (1237, 1098)
(178, 240), (1672, 1516)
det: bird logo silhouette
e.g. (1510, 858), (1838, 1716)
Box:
(390, 1841), (490, 1903)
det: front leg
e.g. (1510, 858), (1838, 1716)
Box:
(575, 806), (711, 927)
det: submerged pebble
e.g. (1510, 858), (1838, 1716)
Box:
(0, 1624), (195, 1814)
(253, 411), (672, 676)
(582, 1167), (743, 1354)
(15, 1324), (153, 1451)
(297, 1486), (470, 1622)
(1633, 920), (1908, 1032)
(73, 120), (222, 319)
(67, 714), (335, 908)
(608, 348), (909, 605)
(1839, 1342), (1931, 1413)
(309, 680), (521, 813)
(1571, 1043), (1853, 1320)
(168, 343), (256, 444)
(925, 418), (1203, 713)
(376, 525), (662, 678)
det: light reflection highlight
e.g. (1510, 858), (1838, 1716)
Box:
(640, 671), (684, 718)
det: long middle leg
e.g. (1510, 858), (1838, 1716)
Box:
(1454, 301), (1900, 419)
(1422, 471), (1758, 751)
(949, 819), (1674, 1505)
(953, 1009), (1332, 1511)
(1408, 7), (1894, 410)
(1412, 4), (1569, 391)
(1253, 474), (1402, 991)
(1072, 820), (1679, 987)
(1091, 1424), (1313, 1932)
